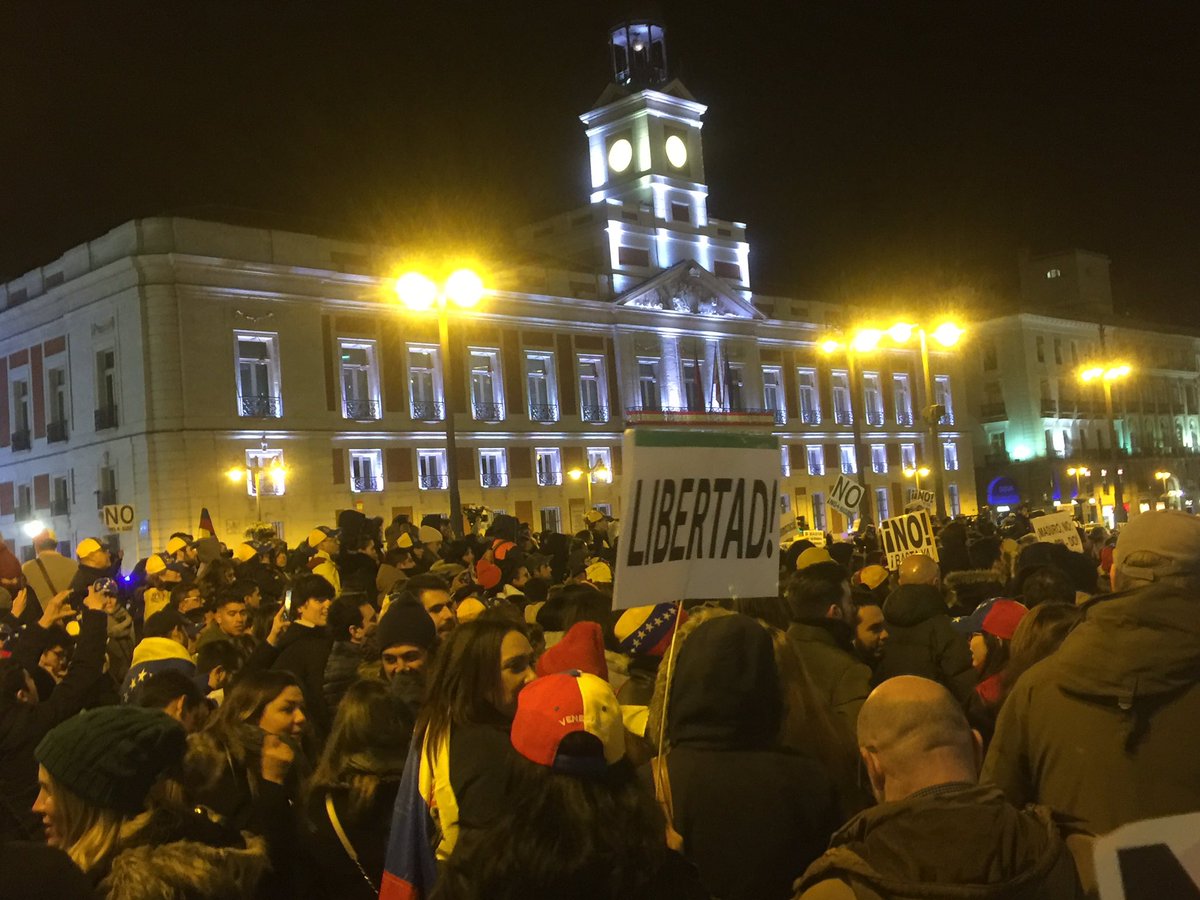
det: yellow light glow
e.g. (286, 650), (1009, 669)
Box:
(446, 268), (484, 308)
(226, 467), (245, 483)
(608, 138), (633, 173)
(918, 466), (930, 477)
(1079, 366), (1104, 383)
(395, 272), (438, 311)
(850, 329), (882, 353)
(567, 468), (584, 481)
(888, 323), (914, 344)
(21, 519), (46, 539)
(821, 338), (842, 355)
(931, 322), (964, 347)
(1104, 364), (1132, 381)
(902, 466), (929, 479)
(1155, 470), (1172, 481)
(593, 465), (612, 483)
(664, 135), (688, 168)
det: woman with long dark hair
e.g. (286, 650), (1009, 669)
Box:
(434, 671), (708, 900)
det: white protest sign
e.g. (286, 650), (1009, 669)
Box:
(828, 474), (864, 520)
(102, 504), (136, 533)
(905, 486), (935, 511)
(798, 529), (827, 548)
(614, 429), (780, 610)
(879, 510), (939, 570)
(1031, 510), (1085, 553)
(1094, 812), (1200, 899)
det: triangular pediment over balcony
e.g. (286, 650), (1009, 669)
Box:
(615, 260), (763, 320)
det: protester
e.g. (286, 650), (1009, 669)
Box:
(943, 536), (1007, 615)
(135, 668), (209, 733)
(1016, 564), (1077, 607)
(435, 671), (709, 900)
(322, 593), (379, 712)
(403, 572), (456, 638)
(272, 573), (336, 740)
(194, 584), (253, 661)
(954, 598), (1028, 707)
(794, 676), (1081, 899)
(377, 597), (438, 680)
(848, 595), (887, 670)
(20, 529), (77, 610)
(995, 602), (1082, 708)
(874, 582), (976, 704)
(122, 611), (197, 702)
(611, 602), (684, 706)
(307, 526), (343, 595)
(67, 538), (116, 608)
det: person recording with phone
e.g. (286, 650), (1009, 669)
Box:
(270, 574), (337, 742)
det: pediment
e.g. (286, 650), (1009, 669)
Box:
(615, 260), (762, 320)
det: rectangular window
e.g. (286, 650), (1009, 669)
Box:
(862, 372), (883, 426)
(797, 368), (821, 424)
(943, 441), (959, 471)
(349, 449), (384, 492)
(11, 380), (30, 433)
(617, 246), (651, 267)
(235, 332), (281, 418)
(807, 446), (825, 476)
(892, 373), (913, 425)
(48, 367), (68, 426)
(812, 493), (827, 531)
(51, 476), (69, 516)
(340, 341), (381, 420)
(479, 449), (509, 488)
(470, 349), (504, 421)
(874, 487), (890, 521)
(16, 484), (32, 518)
(832, 371), (853, 425)
(935, 375), (954, 425)
(535, 448), (562, 486)
(1036, 336), (1045, 363)
(97, 465), (117, 507)
(839, 444), (857, 475)
(713, 260), (741, 280)
(681, 358), (704, 412)
(95, 349), (117, 412)
(245, 448), (285, 497)
(525, 353), (558, 422)
(408, 345), (444, 421)
(871, 444), (888, 474)
(763, 367), (785, 424)
(637, 358), (662, 411)
(781, 445), (791, 477)
(948, 483), (961, 517)
(418, 449), (448, 490)
(577, 356), (609, 423)
(671, 202), (690, 224)
(900, 443), (917, 471)
(587, 447), (613, 482)
(540, 507), (562, 534)
(1053, 338), (1063, 365)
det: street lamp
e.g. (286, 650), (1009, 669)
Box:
(820, 334), (874, 524)
(394, 267), (486, 539)
(1155, 470), (1172, 508)
(1080, 362), (1133, 523)
(567, 461), (612, 511)
(226, 438), (287, 523)
(902, 465), (931, 501)
(1067, 466), (1091, 522)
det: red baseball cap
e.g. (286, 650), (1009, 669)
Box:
(510, 672), (625, 776)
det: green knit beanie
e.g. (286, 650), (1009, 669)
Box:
(35, 706), (186, 815)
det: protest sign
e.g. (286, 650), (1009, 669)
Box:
(799, 529), (827, 548)
(1094, 812), (1200, 899)
(614, 429), (780, 610)
(879, 510), (939, 570)
(829, 474), (864, 520)
(1031, 510), (1085, 553)
(905, 487), (935, 511)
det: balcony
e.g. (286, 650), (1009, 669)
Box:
(528, 403), (559, 423)
(798, 409), (821, 426)
(896, 411), (914, 426)
(581, 404), (609, 424)
(771, 408), (786, 426)
(479, 472), (508, 488)
(352, 475), (383, 493)
(419, 474), (448, 490)
(240, 395), (281, 419)
(96, 488), (117, 508)
(94, 405), (119, 431)
(865, 410), (885, 427)
(1040, 399), (1058, 418)
(624, 406), (778, 428)
(939, 409), (956, 426)
(11, 429), (31, 451)
(411, 400), (445, 422)
(473, 401), (505, 422)
(980, 401), (1008, 422)
(343, 398), (380, 421)
(537, 469), (562, 487)
(50, 498), (69, 516)
(833, 408), (854, 426)
(47, 420), (68, 443)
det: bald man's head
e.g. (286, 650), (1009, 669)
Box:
(857, 676), (980, 803)
(897, 553), (941, 587)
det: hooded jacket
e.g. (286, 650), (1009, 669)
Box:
(874, 585), (976, 704)
(942, 569), (1005, 617)
(664, 615), (839, 900)
(983, 578), (1200, 835)
(794, 784), (1080, 899)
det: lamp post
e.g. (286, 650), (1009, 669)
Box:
(1067, 466), (1091, 521)
(226, 437), (286, 523)
(567, 460), (612, 511)
(902, 465), (931, 505)
(1155, 470), (1172, 509)
(821, 330), (879, 525)
(394, 268), (486, 539)
(1080, 363), (1132, 523)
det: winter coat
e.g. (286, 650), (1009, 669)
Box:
(301, 777), (402, 899)
(943, 569), (1005, 616)
(237, 558), (287, 605)
(875, 584), (976, 704)
(308, 551), (341, 595)
(105, 606), (136, 684)
(794, 783), (1081, 900)
(20, 550), (78, 606)
(67, 562), (113, 608)
(664, 616), (840, 900)
(322, 639), (367, 713)
(272, 622), (334, 738)
(0, 836), (92, 898)
(786, 618), (872, 741)
(983, 578), (1200, 835)
(0, 609), (107, 842)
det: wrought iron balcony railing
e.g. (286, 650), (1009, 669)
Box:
(240, 395), (281, 419)
(473, 401), (505, 421)
(353, 475), (383, 493)
(798, 409), (821, 425)
(94, 405), (119, 431)
(528, 403), (559, 423)
(50, 499), (69, 516)
(771, 408), (786, 425)
(536, 470), (562, 486)
(10, 429), (31, 451)
(411, 400), (444, 422)
(419, 474), (448, 490)
(343, 398), (380, 421)
(580, 404), (609, 424)
(479, 472), (508, 488)
(980, 401), (1008, 422)
(833, 408), (853, 426)
(895, 411), (914, 426)
(47, 420), (68, 443)
(865, 409), (884, 427)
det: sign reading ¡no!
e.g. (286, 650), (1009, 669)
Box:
(829, 474), (864, 520)
(879, 510), (939, 570)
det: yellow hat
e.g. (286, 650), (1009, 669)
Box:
(234, 542), (259, 563)
(397, 532), (414, 549)
(419, 525), (443, 544)
(308, 526), (339, 548)
(584, 509), (606, 525)
(796, 547), (837, 571)
(145, 553), (168, 576)
(585, 561), (613, 584)
(76, 537), (103, 559)
(165, 536), (191, 555)
(856, 564), (890, 591)
(457, 597), (487, 623)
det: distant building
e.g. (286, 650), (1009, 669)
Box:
(0, 21), (976, 561)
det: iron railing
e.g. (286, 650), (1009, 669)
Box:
(536, 470), (562, 486)
(352, 475), (383, 492)
(96, 489), (117, 508)
(240, 395), (281, 418)
(580, 404), (609, 423)
(419, 474), (448, 490)
(47, 420), (68, 443)
(411, 400), (444, 421)
(980, 401), (1008, 422)
(480, 472), (508, 488)
(50, 499), (69, 516)
(94, 405), (119, 430)
(528, 403), (559, 423)
(865, 409), (884, 426)
(10, 429), (31, 451)
(834, 408), (853, 426)
(343, 398), (380, 421)
(772, 408), (786, 425)
(798, 409), (821, 425)
(895, 411), (914, 426)
(473, 401), (504, 421)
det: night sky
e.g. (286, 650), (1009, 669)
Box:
(4, 2), (1198, 322)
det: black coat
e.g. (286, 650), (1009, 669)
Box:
(875, 584), (976, 704)
(0, 837), (93, 898)
(301, 779), (402, 899)
(67, 562), (112, 608)
(272, 623), (334, 739)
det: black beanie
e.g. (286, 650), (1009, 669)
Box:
(35, 706), (186, 815)
(377, 599), (437, 652)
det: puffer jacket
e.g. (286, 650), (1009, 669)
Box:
(874, 584), (976, 704)
(983, 577), (1200, 835)
(794, 783), (1081, 899)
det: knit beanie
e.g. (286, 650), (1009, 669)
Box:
(537, 621), (609, 680)
(377, 599), (437, 652)
(36, 706), (186, 815)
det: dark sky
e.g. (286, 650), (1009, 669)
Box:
(3, 2), (1198, 321)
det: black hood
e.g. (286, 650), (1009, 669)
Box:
(883, 584), (949, 627)
(667, 615), (782, 751)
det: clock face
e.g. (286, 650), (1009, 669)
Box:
(608, 138), (633, 173)
(665, 134), (688, 168)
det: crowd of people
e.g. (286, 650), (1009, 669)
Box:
(0, 500), (1195, 899)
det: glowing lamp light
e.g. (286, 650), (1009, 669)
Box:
(593, 465), (612, 483)
(850, 329), (882, 353)
(888, 322), (915, 344)
(445, 268), (484, 308)
(226, 467), (246, 483)
(902, 466), (931, 479)
(821, 338), (843, 355)
(567, 468), (584, 481)
(21, 519), (46, 539)
(931, 322), (964, 347)
(1104, 363), (1132, 381)
(395, 272), (438, 311)
(1079, 366), (1104, 383)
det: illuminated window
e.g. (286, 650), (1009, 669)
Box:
(797, 369), (820, 424)
(935, 376), (955, 425)
(408, 345), (444, 421)
(871, 444), (888, 474)
(479, 449), (508, 488)
(235, 332), (281, 418)
(470, 349), (504, 421)
(832, 371), (853, 425)
(586, 447), (612, 482)
(901, 443), (917, 470)
(526, 353), (558, 423)
(535, 448), (562, 486)
(840, 444), (857, 475)
(893, 373), (913, 425)
(340, 341), (380, 421)
(577, 356), (609, 423)
(862, 372), (884, 426)
(875, 487), (890, 520)
(807, 445), (825, 476)
(763, 367), (785, 424)
(418, 449), (447, 490)
(1046, 268), (1061, 279)
(943, 441), (959, 471)
(637, 358), (662, 411)
(349, 450), (383, 493)
(245, 448), (285, 497)
(781, 446), (791, 477)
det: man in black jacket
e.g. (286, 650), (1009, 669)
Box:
(66, 536), (115, 608)
(271, 573), (335, 740)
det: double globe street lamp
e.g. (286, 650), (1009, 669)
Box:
(1079, 362), (1132, 523)
(568, 460), (612, 510)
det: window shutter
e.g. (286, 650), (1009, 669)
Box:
(322, 316), (337, 412)
(556, 335), (577, 417)
(0, 482), (12, 516)
(886, 443), (901, 466)
(33, 474), (50, 509)
(818, 366), (834, 419)
(783, 353), (799, 417)
(502, 331), (523, 415)
(605, 338), (620, 416)
(509, 447), (532, 480)
(331, 449), (345, 485)
(456, 447), (475, 479)
(824, 443), (838, 468)
(882, 373), (894, 423)
(385, 448), (413, 483)
(31, 344), (45, 439)
(382, 322), (407, 414)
